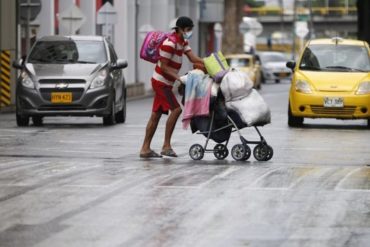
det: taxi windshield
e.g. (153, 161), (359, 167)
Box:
(299, 44), (370, 72)
(28, 40), (107, 64)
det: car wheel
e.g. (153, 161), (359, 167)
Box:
(261, 72), (266, 84)
(103, 98), (115, 126)
(275, 79), (280, 83)
(32, 116), (43, 126)
(288, 103), (303, 127)
(16, 114), (29, 127)
(367, 119), (370, 129)
(115, 91), (126, 124)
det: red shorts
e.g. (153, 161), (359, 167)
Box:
(152, 79), (180, 114)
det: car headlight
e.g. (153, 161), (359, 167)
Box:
(90, 69), (108, 89)
(21, 71), (35, 89)
(356, 81), (370, 95)
(295, 79), (312, 94)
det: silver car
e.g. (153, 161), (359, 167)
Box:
(258, 51), (291, 83)
(13, 36), (128, 126)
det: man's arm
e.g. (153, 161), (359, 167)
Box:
(185, 50), (204, 64)
(160, 59), (182, 83)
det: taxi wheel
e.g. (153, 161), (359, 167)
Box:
(261, 73), (266, 83)
(288, 104), (303, 127)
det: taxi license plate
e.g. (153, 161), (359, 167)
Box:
(51, 92), (72, 103)
(323, 97), (343, 108)
(279, 72), (288, 78)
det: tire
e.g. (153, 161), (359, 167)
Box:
(115, 92), (126, 124)
(261, 73), (266, 84)
(189, 144), (204, 160)
(213, 144), (228, 160)
(103, 98), (115, 126)
(231, 144), (246, 161)
(16, 114), (29, 127)
(253, 144), (269, 161)
(367, 119), (370, 129)
(242, 144), (252, 161)
(32, 116), (43, 126)
(275, 79), (280, 83)
(264, 145), (274, 161)
(288, 103), (303, 127)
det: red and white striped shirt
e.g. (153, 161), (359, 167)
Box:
(152, 33), (191, 86)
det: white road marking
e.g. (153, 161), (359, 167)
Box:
(199, 166), (241, 187)
(334, 167), (363, 191)
(248, 167), (284, 188)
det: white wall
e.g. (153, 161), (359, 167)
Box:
(58, 0), (75, 35)
(33, 0), (55, 37)
(79, 0), (96, 35)
(114, 0), (200, 91)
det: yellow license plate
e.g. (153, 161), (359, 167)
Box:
(51, 92), (72, 103)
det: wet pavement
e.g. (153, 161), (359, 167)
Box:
(0, 82), (369, 247)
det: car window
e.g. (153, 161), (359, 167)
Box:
(28, 40), (108, 64)
(300, 44), (370, 72)
(226, 58), (250, 67)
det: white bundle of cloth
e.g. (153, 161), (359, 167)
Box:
(220, 68), (271, 126)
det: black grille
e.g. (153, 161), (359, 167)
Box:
(39, 88), (85, 102)
(310, 105), (356, 115)
(38, 79), (86, 84)
(39, 105), (86, 111)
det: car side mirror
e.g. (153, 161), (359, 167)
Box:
(255, 60), (261, 66)
(12, 58), (24, 70)
(112, 59), (128, 70)
(286, 61), (296, 71)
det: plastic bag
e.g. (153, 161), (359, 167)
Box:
(220, 68), (254, 102)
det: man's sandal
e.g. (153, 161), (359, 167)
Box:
(140, 150), (163, 158)
(161, 149), (178, 157)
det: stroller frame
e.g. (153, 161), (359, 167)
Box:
(189, 109), (273, 161)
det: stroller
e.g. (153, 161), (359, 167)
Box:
(187, 70), (273, 162)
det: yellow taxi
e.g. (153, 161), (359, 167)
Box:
(225, 54), (262, 89)
(286, 38), (370, 128)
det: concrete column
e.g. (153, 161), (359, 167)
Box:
(58, 0), (76, 35)
(33, 0), (55, 37)
(0, 0), (17, 108)
(79, 0), (96, 35)
(114, 0), (135, 84)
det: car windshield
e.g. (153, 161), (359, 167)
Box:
(260, 53), (286, 63)
(226, 58), (251, 67)
(299, 44), (370, 72)
(27, 40), (107, 64)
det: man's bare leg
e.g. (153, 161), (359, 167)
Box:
(140, 111), (162, 155)
(162, 107), (182, 152)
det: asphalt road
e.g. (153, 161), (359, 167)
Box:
(0, 81), (369, 247)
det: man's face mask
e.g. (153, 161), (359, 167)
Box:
(183, 30), (193, 40)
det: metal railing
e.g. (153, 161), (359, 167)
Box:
(246, 6), (357, 16)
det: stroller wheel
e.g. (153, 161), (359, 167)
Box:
(264, 145), (273, 161)
(231, 144), (246, 161)
(189, 144), (204, 160)
(253, 144), (269, 161)
(242, 144), (252, 161)
(213, 144), (229, 160)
